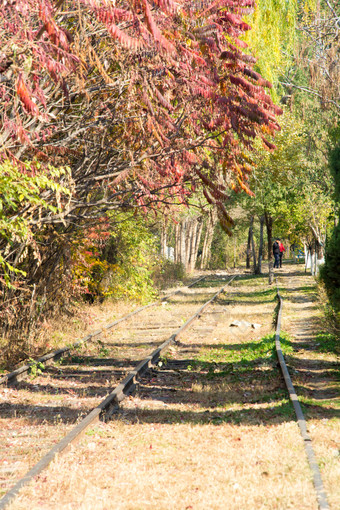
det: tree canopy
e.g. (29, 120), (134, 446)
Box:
(1, 0), (285, 345)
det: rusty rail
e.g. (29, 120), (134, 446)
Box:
(0, 275), (207, 387)
(275, 281), (329, 510)
(0, 275), (235, 509)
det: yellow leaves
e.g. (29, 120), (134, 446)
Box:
(243, 162), (253, 174)
(166, 69), (175, 81)
(261, 124), (272, 135)
(87, 41), (112, 84)
(219, 80), (227, 95)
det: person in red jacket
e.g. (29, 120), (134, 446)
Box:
(279, 240), (285, 268)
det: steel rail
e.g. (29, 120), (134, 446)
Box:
(0, 275), (235, 509)
(0, 275), (207, 387)
(275, 281), (330, 510)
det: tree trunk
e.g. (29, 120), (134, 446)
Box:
(246, 217), (253, 269)
(180, 218), (187, 267)
(304, 242), (311, 272)
(255, 215), (264, 274)
(188, 219), (203, 272)
(174, 223), (180, 263)
(264, 211), (274, 284)
(200, 209), (216, 269)
(310, 241), (315, 276)
(251, 223), (257, 273)
(201, 219), (210, 269)
(185, 220), (193, 270)
(310, 225), (325, 276)
(315, 238), (323, 276)
(160, 222), (167, 258)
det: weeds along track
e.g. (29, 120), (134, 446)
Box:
(275, 282), (329, 510)
(0, 276), (207, 388)
(0, 274), (234, 508)
(0, 271), (332, 510)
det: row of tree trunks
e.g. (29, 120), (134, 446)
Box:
(174, 216), (204, 272)
(247, 211), (325, 283)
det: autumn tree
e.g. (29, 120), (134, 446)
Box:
(238, 113), (309, 280)
(281, 0), (339, 112)
(0, 0), (282, 351)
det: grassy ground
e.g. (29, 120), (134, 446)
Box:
(3, 264), (339, 509)
(277, 265), (340, 509)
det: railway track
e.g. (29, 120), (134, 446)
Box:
(0, 271), (332, 509)
(275, 281), (329, 510)
(0, 273), (234, 508)
(0, 275), (207, 388)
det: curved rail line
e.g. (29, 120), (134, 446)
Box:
(0, 275), (235, 509)
(275, 281), (330, 510)
(0, 275), (207, 388)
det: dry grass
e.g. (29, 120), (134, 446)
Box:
(0, 300), (139, 372)
(10, 421), (316, 510)
(3, 266), (339, 509)
(1, 279), (227, 499)
(276, 266), (340, 509)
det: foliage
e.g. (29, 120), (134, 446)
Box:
(28, 358), (45, 378)
(152, 260), (186, 290)
(237, 112), (305, 233)
(243, 0), (304, 99)
(281, 0), (339, 113)
(73, 213), (159, 303)
(236, 110), (334, 253)
(1, 0), (281, 222)
(208, 223), (230, 269)
(314, 332), (339, 355)
(0, 159), (72, 286)
(0, 0), (284, 350)
(320, 138), (340, 313)
(208, 221), (248, 269)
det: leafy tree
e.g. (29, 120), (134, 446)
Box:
(0, 0), (284, 351)
(240, 113), (305, 276)
(234, 111), (334, 280)
(0, 159), (72, 285)
(281, 0), (340, 112)
(1, 0), (281, 219)
(320, 135), (340, 314)
(73, 212), (159, 303)
(244, 0), (304, 99)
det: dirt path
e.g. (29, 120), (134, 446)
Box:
(277, 265), (340, 509)
(2, 265), (339, 509)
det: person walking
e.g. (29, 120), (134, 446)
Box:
(279, 240), (285, 268)
(273, 238), (280, 268)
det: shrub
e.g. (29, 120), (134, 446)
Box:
(73, 213), (160, 304)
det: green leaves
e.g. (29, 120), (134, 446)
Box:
(0, 160), (72, 286)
